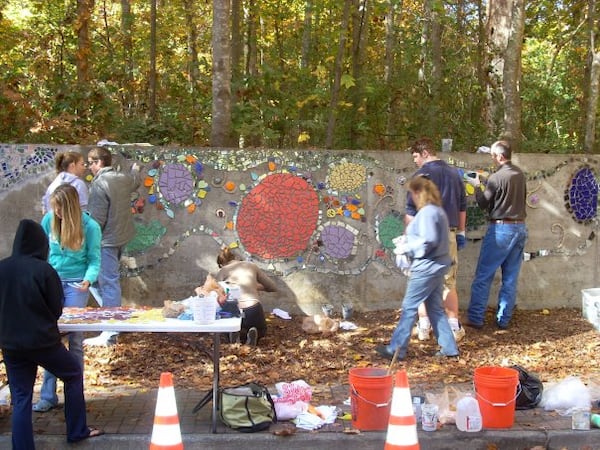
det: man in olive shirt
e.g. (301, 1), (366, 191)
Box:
(465, 140), (528, 329)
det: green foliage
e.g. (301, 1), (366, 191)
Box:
(521, 38), (582, 153)
(0, 0), (596, 152)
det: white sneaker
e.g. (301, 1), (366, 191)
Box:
(417, 325), (431, 341)
(453, 326), (466, 342)
(246, 327), (258, 346)
(83, 331), (118, 347)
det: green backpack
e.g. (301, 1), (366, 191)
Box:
(219, 382), (277, 432)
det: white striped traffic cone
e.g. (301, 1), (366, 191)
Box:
(150, 372), (184, 450)
(384, 369), (420, 450)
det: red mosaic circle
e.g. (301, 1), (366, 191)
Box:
(237, 173), (319, 259)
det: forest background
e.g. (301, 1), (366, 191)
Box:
(1, 0), (600, 153)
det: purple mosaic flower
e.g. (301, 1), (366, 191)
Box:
(158, 163), (194, 205)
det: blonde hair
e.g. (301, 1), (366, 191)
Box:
(408, 176), (442, 210)
(50, 184), (84, 250)
(217, 247), (241, 268)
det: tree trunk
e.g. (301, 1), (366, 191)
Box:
(349, 0), (370, 149)
(230, 0), (242, 146)
(484, 0), (525, 149)
(242, 0), (261, 147)
(183, 0), (200, 96)
(476, 0), (487, 129)
(120, 0), (135, 117)
(231, 0), (243, 81)
(419, 0), (431, 86)
(210, 0), (233, 147)
(148, 0), (157, 119)
(246, 0), (258, 78)
(384, 0), (401, 148)
(430, 3), (443, 134)
(297, 0), (314, 146)
(325, 0), (353, 149)
(75, 0), (95, 115)
(501, 0), (525, 150)
(583, 0), (600, 153)
(301, 0), (313, 70)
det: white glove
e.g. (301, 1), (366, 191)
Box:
(464, 173), (480, 187)
(392, 235), (407, 255)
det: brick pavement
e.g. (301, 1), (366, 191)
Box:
(0, 381), (596, 441)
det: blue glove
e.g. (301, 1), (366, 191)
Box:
(456, 231), (466, 250)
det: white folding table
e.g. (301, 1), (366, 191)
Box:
(58, 308), (241, 433)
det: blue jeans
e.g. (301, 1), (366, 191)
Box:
(39, 280), (88, 405)
(468, 223), (528, 327)
(95, 246), (123, 307)
(3, 343), (89, 449)
(388, 271), (459, 359)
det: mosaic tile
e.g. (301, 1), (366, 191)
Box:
(566, 166), (598, 223)
(236, 173), (319, 259)
(318, 222), (358, 259)
(158, 163), (194, 205)
(3, 145), (600, 277)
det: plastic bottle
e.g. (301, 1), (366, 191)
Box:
(591, 413), (600, 429)
(412, 396), (422, 422)
(456, 394), (482, 432)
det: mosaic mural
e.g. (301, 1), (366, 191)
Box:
(1, 145), (599, 277)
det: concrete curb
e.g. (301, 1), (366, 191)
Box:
(3, 428), (599, 450)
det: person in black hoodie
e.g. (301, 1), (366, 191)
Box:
(0, 219), (103, 449)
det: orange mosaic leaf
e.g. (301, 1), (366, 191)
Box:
(224, 181), (236, 192)
(373, 183), (386, 196)
(226, 221), (234, 230)
(268, 161), (276, 171)
(346, 204), (358, 212)
(351, 212), (361, 220)
(185, 155), (197, 164)
(187, 203), (196, 213)
(144, 176), (154, 187)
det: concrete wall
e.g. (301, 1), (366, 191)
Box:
(1, 144), (598, 316)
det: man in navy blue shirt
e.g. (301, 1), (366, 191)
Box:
(405, 138), (467, 342)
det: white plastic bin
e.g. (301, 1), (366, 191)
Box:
(581, 288), (600, 331)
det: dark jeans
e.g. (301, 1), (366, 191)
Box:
(468, 223), (528, 327)
(242, 302), (267, 342)
(3, 343), (89, 449)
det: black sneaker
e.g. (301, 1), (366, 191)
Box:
(246, 327), (258, 346)
(434, 351), (460, 359)
(375, 344), (396, 360)
(462, 319), (483, 329)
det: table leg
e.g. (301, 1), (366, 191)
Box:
(211, 331), (219, 433)
(191, 332), (220, 434)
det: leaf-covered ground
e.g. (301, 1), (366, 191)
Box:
(79, 307), (599, 396)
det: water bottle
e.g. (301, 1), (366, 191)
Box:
(412, 396), (422, 422)
(456, 394), (482, 432)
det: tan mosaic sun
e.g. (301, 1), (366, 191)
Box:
(328, 162), (366, 192)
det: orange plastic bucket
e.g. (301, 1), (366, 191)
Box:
(474, 366), (520, 428)
(349, 367), (393, 430)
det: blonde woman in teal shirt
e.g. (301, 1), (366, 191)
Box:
(33, 184), (102, 412)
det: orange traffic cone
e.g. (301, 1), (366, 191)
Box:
(150, 372), (184, 450)
(384, 369), (420, 450)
